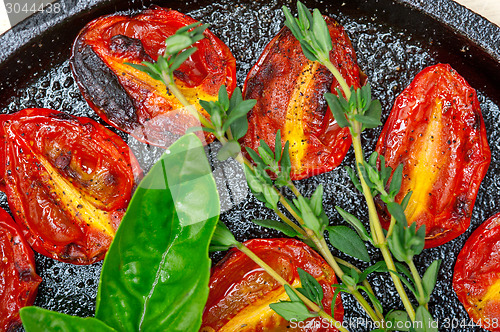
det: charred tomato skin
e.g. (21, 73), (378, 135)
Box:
(453, 212), (500, 332)
(0, 207), (42, 332)
(71, 6), (236, 148)
(242, 17), (362, 180)
(201, 238), (344, 331)
(375, 63), (490, 248)
(0, 108), (142, 265)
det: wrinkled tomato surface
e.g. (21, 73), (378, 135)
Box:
(0, 207), (41, 332)
(454, 212), (500, 332)
(0, 108), (142, 265)
(242, 17), (362, 180)
(375, 63), (490, 248)
(201, 238), (343, 331)
(71, 6), (236, 147)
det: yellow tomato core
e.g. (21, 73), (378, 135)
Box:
(404, 99), (445, 223)
(475, 278), (500, 316)
(283, 60), (320, 174)
(111, 60), (217, 116)
(38, 157), (116, 237)
(216, 280), (302, 332)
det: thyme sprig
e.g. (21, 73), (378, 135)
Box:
(132, 13), (440, 332)
(132, 17), (383, 326)
(282, 1), (441, 329)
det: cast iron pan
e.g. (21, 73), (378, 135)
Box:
(0, 0), (499, 331)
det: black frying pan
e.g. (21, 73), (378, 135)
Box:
(0, 0), (499, 331)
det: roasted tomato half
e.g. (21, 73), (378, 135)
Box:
(201, 238), (344, 331)
(242, 18), (362, 180)
(71, 6), (236, 147)
(453, 212), (500, 331)
(375, 63), (490, 248)
(0, 108), (142, 265)
(0, 207), (42, 332)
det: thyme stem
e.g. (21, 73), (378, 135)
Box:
(352, 133), (416, 321)
(408, 260), (428, 309)
(161, 72), (214, 130)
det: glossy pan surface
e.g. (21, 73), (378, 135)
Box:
(0, 0), (499, 330)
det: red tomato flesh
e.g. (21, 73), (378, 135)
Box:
(0, 108), (142, 265)
(454, 212), (500, 331)
(375, 63), (490, 248)
(242, 17), (362, 180)
(201, 238), (344, 331)
(71, 6), (236, 147)
(0, 207), (41, 331)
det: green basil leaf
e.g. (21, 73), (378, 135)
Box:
(217, 140), (241, 161)
(327, 225), (370, 262)
(95, 134), (219, 332)
(335, 206), (371, 242)
(414, 306), (438, 332)
(422, 260), (442, 301)
(252, 219), (300, 237)
(297, 268), (324, 305)
(21, 307), (115, 332)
